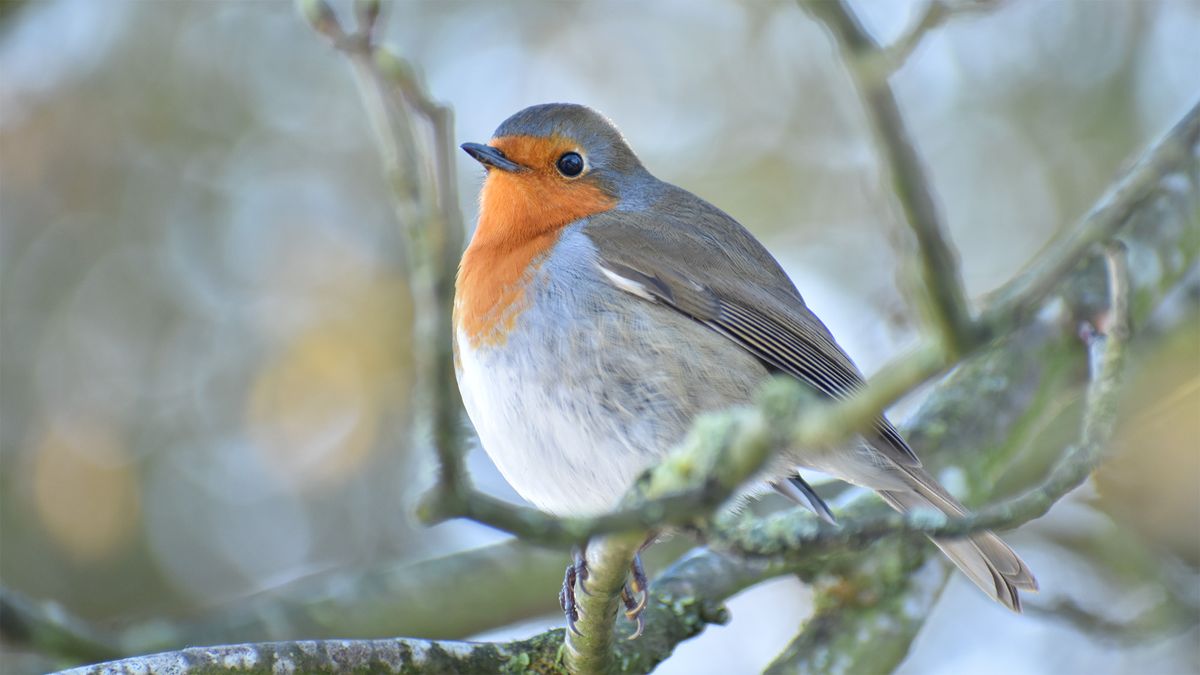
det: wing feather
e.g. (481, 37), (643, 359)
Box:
(586, 205), (918, 467)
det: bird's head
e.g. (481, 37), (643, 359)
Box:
(462, 103), (647, 241)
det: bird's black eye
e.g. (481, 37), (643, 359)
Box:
(556, 152), (584, 177)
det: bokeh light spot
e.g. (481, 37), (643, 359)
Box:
(244, 271), (409, 492)
(31, 418), (140, 562)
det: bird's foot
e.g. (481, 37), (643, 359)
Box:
(560, 546), (649, 640)
(620, 553), (649, 640)
(559, 546), (588, 636)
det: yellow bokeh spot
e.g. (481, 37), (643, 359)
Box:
(247, 279), (411, 491)
(32, 420), (140, 562)
(1098, 318), (1200, 564)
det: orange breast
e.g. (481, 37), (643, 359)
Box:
(455, 135), (617, 349)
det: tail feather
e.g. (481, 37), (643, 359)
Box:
(878, 466), (1037, 612)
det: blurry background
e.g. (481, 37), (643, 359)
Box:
(1, 0), (1197, 673)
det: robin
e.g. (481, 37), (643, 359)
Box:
(455, 103), (1037, 634)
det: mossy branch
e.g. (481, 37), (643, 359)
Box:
(50, 546), (805, 675)
(715, 244), (1134, 558)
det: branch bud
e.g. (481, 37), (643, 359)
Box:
(355, 0), (382, 34)
(297, 0), (344, 43)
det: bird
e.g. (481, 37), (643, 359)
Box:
(453, 102), (1037, 634)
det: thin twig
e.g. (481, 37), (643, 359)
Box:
(1029, 596), (1199, 646)
(982, 102), (1200, 327)
(763, 551), (951, 675)
(805, 0), (975, 353)
(0, 589), (123, 666)
(301, 0), (469, 487)
(874, 0), (1004, 78)
(369, 47), (467, 486)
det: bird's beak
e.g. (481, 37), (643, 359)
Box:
(461, 142), (524, 172)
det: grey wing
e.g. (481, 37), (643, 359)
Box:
(585, 208), (920, 468)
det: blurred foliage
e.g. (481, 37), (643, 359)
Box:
(1097, 313), (1200, 565)
(0, 1), (1197, 674)
(0, 0), (420, 622)
(0, 1), (28, 28)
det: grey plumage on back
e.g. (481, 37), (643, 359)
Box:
(585, 187), (920, 467)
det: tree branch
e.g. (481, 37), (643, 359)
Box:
(879, 0), (1004, 78)
(50, 545), (802, 675)
(564, 534), (644, 674)
(300, 0), (467, 486)
(715, 243), (1135, 559)
(804, 0), (974, 353)
(55, 633), (566, 675)
(982, 102), (1200, 325)
(764, 552), (952, 674)
(753, 241), (1146, 675)
(836, 97), (1200, 436)
(1029, 596), (1199, 647)
(0, 589), (123, 666)
(1, 543), (568, 666)
(168, 541), (567, 646)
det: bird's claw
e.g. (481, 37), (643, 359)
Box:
(620, 584), (646, 640)
(561, 547), (651, 640)
(575, 551), (592, 596)
(560, 546), (587, 636)
(621, 553), (650, 640)
(560, 564), (583, 636)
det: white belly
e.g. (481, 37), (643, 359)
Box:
(456, 328), (656, 516)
